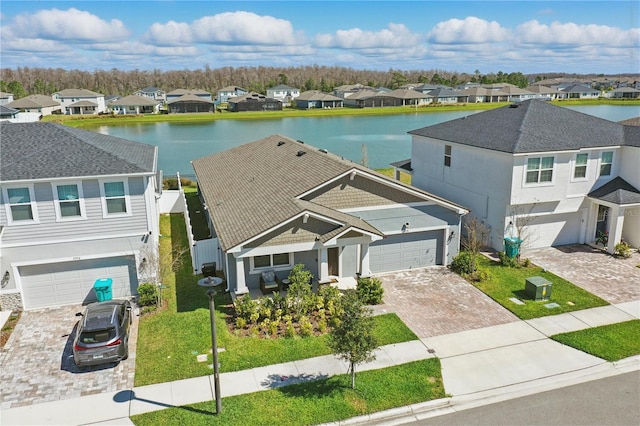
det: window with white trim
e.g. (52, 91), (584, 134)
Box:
(599, 151), (613, 177)
(250, 253), (293, 272)
(573, 153), (588, 180)
(100, 180), (131, 216)
(54, 183), (85, 219)
(526, 156), (554, 184)
(444, 145), (452, 167)
(4, 186), (37, 223)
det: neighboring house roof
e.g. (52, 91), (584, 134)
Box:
(167, 94), (214, 104)
(54, 88), (103, 97)
(192, 134), (466, 251)
(347, 89), (380, 100)
(498, 86), (535, 96)
(229, 92), (278, 103)
(612, 87), (640, 93)
(69, 100), (98, 107)
(525, 85), (561, 94)
(268, 84), (299, 91)
(0, 91), (13, 98)
(619, 116), (640, 126)
(0, 105), (19, 116)
(588, 177), (640, 205)
(427, 87), (462, 98)
(138, 86), (163, 93)
(296, 91), (343, 101)
(408, 99), (638, 153)
(0, 122), (157, 181)
(390, 159), (413, 172)
(217, 86), (247, 93)
(167, 89), (210, 96)
(386, 89), (432, 100)
(560, 84), (600, 94)
(7, 95), (60, 109)
(109, 94), (160, 106)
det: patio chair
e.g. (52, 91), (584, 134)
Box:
(260, 270), (280, 294)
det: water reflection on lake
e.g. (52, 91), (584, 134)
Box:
(97, 104), (639, 176)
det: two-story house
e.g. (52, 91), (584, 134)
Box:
(6, 94), (62, 116)
(406, 100), (639, 254)
(266, 84), (301, 106)
(0, 122), (160, 310)
(134, 86), (167, 102)
(52, 89), (106, 115)
(216, 86), (248, 105)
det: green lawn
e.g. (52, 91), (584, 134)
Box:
(471, 255), (609, 320)
(552, 320), (640, 362)
(135, 214), (417, 386)
(131, 358), (444, 426)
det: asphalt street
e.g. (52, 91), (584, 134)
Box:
(414, 371), (640, 426)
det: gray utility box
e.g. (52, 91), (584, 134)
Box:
(525, 276), (552, 301)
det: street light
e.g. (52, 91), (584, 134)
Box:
(207, 286), (222, 414)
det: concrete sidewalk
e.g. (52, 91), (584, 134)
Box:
(1, 302), (638, 426)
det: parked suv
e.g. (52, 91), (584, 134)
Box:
(73, 299), (132, 367)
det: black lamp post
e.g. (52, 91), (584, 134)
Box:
(207, 287), (222, 414)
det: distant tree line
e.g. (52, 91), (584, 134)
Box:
(0, 66), (623, 98)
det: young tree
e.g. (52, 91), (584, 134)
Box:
(461, 215), (491, 273)
(328, 290), (378, 389)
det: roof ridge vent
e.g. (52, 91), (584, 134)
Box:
(297, 139), (305, 144)
(277, 141), (285, 146)
(319, 148), (328, 153)
(297, 150), (306, 157)
(509, 103), (519, 108)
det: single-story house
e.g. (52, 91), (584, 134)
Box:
(108, 94), (161, 114)
(192, 135), (468, 296)
(294, 91), (344, 109)
(227, 92), (282, 112)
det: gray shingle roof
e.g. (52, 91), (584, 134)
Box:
(0, 122), (156, 181)
(588, 177), (640, 205)
(297, 91), (343, 101)
(7, 94), (60, 109)
(408, 99), (633, 153)
(109, 94), (160, 106)
(54, 89), (104, 97)
(192, 134), (465, 251)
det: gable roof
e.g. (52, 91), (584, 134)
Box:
(408, 99), (635, 153)
(109, 94), (161, 106)
(588, 177), (640, 205)
(268, 84), (299, 91)
(192, 134), (466, 251)
(167, 94), (214, 104)
(297, 91), (343, 102)
(0, 105), (19, 116)
(0, 122), (157, 182)
(54, 89), (104, 97)
(167, 89), (210, 96)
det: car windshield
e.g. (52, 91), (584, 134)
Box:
(79, 328), (116, 344)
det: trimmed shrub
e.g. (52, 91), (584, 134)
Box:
(498, 251), (519, 268)
(356, 277), (384, 305)
(451, 251), (474, 274)
(614, 241), (633, 258)
(138, 283), (158, 307)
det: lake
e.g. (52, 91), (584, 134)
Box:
(96, 104), (640, 177)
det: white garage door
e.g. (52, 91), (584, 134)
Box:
(369, 231), (443, 274)
(527, 213), (582, 249)
(19, 256), (137, 310)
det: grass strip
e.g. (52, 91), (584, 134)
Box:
(470, 255), (608, 320)
(551, 320), (640, 362)
(131, 358), (444, 426)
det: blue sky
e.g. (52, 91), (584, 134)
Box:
(1, 1), (638, 74)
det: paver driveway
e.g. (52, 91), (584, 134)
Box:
(527, 244), (640, 304)
(372, 267), (518, 338)
(0, 301), (138, 409)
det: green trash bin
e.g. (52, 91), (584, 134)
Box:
(94, 278), (113, 302)
(504, 237), (522, 258)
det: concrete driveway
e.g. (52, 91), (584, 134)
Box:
(0, 301), (138, 410)
(372, 267), (519, 338)
(527, 244), (640, 304)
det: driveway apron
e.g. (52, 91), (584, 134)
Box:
(0, 302), (138, 409)
(372, 267), (519, 338)
(527, 245), (640, 304)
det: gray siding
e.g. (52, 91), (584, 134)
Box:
(1, 177), (149, 245)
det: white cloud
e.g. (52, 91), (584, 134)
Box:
(192, 11), (302, 45)
(515, 20), (639, 47)
(427, 17), (510, 44)
(145, 21), (194, 45)
(9, 8), (129, 42)
(314, 23), (421, 49)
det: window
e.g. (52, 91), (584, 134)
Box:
(600, 151), (613, 177)
(100, 180), (130, 216)
(250, 253), (293, 271)
(573, 153), (588, 179)
(526, 156), (554, 184)
(5, 186), (37, 223)
(54, 183), (84, 219)
(444, 145), (452, 167)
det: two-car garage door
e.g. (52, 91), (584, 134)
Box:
(369, 230), (443, 274)
(19, 256), (137, 310)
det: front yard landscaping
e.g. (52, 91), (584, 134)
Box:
(131, 358), (444, 426)
(135, 214), (418, 386)
(552, 320), (640, 362)
(468, 255), (609, 320)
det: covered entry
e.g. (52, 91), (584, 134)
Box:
(18, 256), (137, 310)
(369, 230), (443, 273)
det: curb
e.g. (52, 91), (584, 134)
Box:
(318, 398), (452, 426)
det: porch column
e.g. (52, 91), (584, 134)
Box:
(442, 228), (449, 266)
(360, 243), (371, 277)
(234, 256), (248, 294)
(606, 205), (625, 254)
(319, 248), (329, 281)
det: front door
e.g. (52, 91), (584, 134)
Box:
(596, 205), (609, 239)
(328, 247), (339, 276)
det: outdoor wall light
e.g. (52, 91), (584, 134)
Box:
(1, 271), (9, 288)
